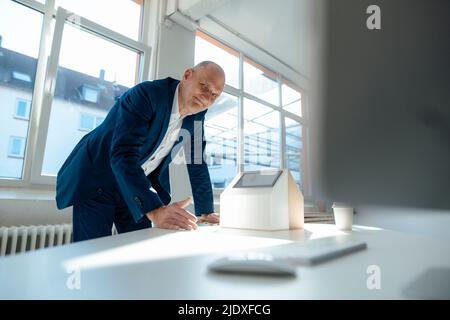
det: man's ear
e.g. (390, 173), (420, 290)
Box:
(183, 68), (194, 80)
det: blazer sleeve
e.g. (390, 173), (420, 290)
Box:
(185, 111), (215, 215)
(110, 83), (165, 223)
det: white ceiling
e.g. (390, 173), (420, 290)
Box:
(204, 0), (323, 78)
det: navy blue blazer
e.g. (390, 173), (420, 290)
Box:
(56, 77), (214, 223)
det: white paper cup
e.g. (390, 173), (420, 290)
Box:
(332, 202), (353, 230)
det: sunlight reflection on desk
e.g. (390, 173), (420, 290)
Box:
(62, 224), (384, 272)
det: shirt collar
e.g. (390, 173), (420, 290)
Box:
(171, 84), (191, 120)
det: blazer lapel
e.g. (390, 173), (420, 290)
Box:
(140, 79), (180, 165)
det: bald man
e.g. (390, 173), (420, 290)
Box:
(56, 61), (225, 242)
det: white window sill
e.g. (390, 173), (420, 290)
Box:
(0, 187), (56, 201)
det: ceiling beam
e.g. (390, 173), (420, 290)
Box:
(178, 0), (230, 21)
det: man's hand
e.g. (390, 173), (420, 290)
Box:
(198, 213), (220, 225)
(146, 197), (198, 230)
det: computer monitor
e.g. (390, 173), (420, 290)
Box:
(311, 0), (450, 209)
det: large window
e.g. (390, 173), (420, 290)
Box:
(204, 93), (238, 188)
(243, 98), (280, 171)
(42, 21), (140, 176)
(0, 0), (148, 184)
(244, 58), (279, 106)
(195, 31), (308, 194)
(0, 0), (43, 179)
(195, 31), (239, 89)
(285, 117), (303, 188)
(282, 80), (302, 117)
(54, 0), (143, 40)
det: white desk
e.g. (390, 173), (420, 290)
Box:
(0, 223), (449, 299)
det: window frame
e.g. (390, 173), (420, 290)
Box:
(0, 0), (151, 187)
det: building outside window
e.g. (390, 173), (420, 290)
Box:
(0, 0), (42, 179)
(41, 19), (141, 176)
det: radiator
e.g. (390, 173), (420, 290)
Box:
(0, 224), (118, 256)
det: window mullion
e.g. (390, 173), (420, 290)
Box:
(303, 93), (311, 198)
(237, 52), (244, 173)
(29, 6), (66, 185)
(278, 74), (286, 169)
(22, 0), (56, 184)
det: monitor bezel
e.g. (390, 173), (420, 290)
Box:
(232, 170), (283, 189)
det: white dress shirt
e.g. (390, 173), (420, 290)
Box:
(141, 85), (188, 176)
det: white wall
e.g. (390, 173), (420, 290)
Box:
(0, 199), (71, 227)
(0, 188), (71, 227)
(353, 206), (450, 240)
(156, 20), (195, 79)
